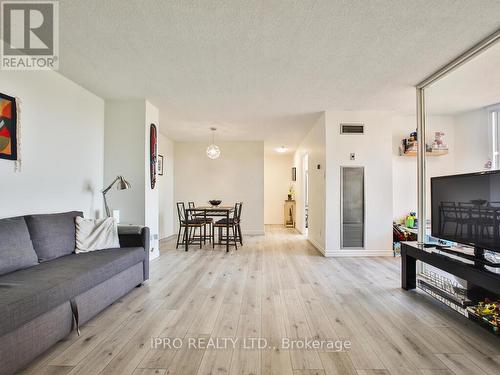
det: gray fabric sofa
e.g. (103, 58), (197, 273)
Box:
(0, 211), (150, 375)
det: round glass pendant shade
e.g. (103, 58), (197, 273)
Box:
(206, 144), (221, 159)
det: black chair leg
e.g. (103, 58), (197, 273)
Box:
(199, 227), (202, 249)
(232, 225), (238, 250)
(184, 226), (189, 252)
(176, 226), (183, 249)
(238, 224), (243, 245)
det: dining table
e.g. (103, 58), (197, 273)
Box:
(185, 205), (235, 252)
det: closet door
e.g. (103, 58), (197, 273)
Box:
(341, 167), (365, 248)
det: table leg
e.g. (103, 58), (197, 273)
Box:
(185, 225), (189, 252)
(226, 211), (230, 253)
(402, 252), (416, 290)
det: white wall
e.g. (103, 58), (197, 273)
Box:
(158, 133), (175, 239)
(104, 99), (160, 259)
(392, 109), (492, 225)
(264, 153), (293, 224)
(454, 108), (491, 174)
(174, 141), (264, 235)
(392, 115), (456, 221)
(293, 114), (326, 252)
(325, 111), (393, 256)
(104, 100), (146, 225)
(0, 71), (104, 219)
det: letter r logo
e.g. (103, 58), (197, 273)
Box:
(2, 1), (56, 56)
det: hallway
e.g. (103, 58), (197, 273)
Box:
(21, 226), (500, 375)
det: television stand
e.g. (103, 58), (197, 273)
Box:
(430, 245), (500, 269)
(401, 242), (500, 300)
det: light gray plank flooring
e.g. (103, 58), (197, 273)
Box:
(19, 226), (500, 375)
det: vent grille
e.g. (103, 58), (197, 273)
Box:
(340, 124), (364, 134)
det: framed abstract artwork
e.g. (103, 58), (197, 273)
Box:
(292, 167), (297, 181)
(0, 93), (17, 161)
(158, 154), (164, 176)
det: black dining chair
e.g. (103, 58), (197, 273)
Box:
(176, 202), (203, 250)
(188, 201), (213, 244)
(234, 202), (243, 245)
(213, 202), (243, 249)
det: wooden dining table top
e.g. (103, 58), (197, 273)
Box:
(193, 205), (234, 211)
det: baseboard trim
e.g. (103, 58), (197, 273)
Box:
(160, 234), (176, 241)
(324, 249), (394, 257)
(308, 238), (326, 256)
(243, 230), (265, 236)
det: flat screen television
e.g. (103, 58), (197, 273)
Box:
(431, 170), (500, 254)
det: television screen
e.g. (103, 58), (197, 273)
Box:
(431, 171), (500, 253)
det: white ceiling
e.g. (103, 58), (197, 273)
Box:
(426, 42), (500, 115)
(57, 1), (500, 151)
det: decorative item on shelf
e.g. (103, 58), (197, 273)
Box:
(0, 92), (18, 162)
(150, 124), (157, 189)
(467, 299), (500, 334)
(102, 176), (131, 217)
(405, 212), (417, 228)
(287, 185), (295, 201)
(158, 154), (164, 176)
(209, 200), (222, 207)
(432, 131), (448, 151)
(206, 127), (221, 159)
(393, 222), (417, 256)
(400, 128), (449, 157)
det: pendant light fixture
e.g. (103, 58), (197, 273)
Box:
(206, 127), (221, 159)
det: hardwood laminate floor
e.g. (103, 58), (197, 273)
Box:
(20, 226), (500, 375)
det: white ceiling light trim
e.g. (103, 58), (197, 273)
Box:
(206, 127), (221, 159)
(275, 146), (288, 153)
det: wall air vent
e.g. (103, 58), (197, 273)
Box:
(340, 123), (364, 134)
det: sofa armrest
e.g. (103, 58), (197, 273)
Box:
(118, 225), (150, 281)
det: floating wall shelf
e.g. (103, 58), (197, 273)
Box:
(400, 149), (449, 157)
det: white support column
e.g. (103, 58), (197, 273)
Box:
(416, 88), (426, 245)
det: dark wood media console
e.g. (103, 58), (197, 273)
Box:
(402, 242), (500, 299)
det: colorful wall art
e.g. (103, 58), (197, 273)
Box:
(0, 93), (17, 161)
(150, 123), (157, 189)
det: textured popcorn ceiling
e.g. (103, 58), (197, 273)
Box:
(426, 43), (500, 115)
(57, 0), (500, 150)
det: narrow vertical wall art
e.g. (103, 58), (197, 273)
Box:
(150, 123), (157, 189)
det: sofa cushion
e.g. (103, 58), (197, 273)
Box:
(0, 246), (145, 336)
(0, 217), (39, 276)
(24, 211), (83, 262)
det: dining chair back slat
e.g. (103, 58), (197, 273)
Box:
(236, 202), (243, 222)
(188, 201), (196, 220)
(177, 202), (187, 222)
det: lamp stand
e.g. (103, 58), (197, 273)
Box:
(102, 176), (121, 217)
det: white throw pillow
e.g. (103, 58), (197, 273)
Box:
(75, 217), (120, 253)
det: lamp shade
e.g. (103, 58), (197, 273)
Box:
(206, 127), (221, 159)
(117, 176), (131, 190)
(206, 144), (221, 159)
